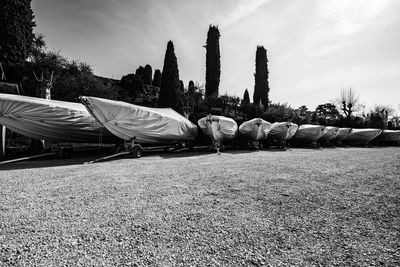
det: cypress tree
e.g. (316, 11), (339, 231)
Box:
(243, 89), (250, 105)
(205, 25), (220, 98)
(152, 69), (162, 87)
(143, 64), (152, 85)
(135, 66), (144, 78)
(179, 80), (184, 92)
(158, 41), (181, 112)
(253, 46), (270, 107)
(0, 0), (36, 65)
(188, 80), (195, 93)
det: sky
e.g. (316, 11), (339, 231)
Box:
(32, 0), (400, 114)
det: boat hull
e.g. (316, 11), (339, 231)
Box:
(268, 122), (298, 141)
(347, 128), (382, 144)
(80, 96), (198, 144)
(293, 124), (326, 142)
(198, 115), (238, 142)
(239, 118), (271, 141)
(319, 126), (339, 142)
(377, 130), (400, 142)
(0, 93), (117, 143)
(335, 128), (352, 141)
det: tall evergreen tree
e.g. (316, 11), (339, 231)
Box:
(143, 64), (152, 85)
(188, 80), (195, 93)
(179, 80), (184, 92)
(135, 66), (144, 78)
(152, 69), (162, 87)
(0, 0), (36, 65)
(242, 89), (250, 105)
(253, 46), (270, 107)
(205, 25), (220, 98)
(158, 41), (181, 112)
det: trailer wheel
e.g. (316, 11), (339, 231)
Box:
(131, 147), (142, 158)
(58, 148), (71, 158)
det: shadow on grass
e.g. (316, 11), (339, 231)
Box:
(0, 149), (115, 171)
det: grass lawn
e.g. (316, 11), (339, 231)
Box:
(1, 147), (399, 266)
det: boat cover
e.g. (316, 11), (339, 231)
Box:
(80, 96), (198, 143)
(268, 122), (298, 141)
(336, 128), (352, 141)
(347, 128), (382, 143)
(239, 118), (272, 141)
(198, 115), (238, 141)
(319, 126), (339, 142)
(0, 93), (117, 143)
(377, 130), (400, 142)
(293, 124), (326, 142)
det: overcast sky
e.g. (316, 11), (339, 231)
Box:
(32, 0), (400, 114)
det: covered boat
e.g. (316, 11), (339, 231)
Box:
(335, 128), (352, 142)
(346, 128), (382, 145)
(376, 130), (400, 143)
(0, 93), (117, 143)
(268, 122), (298, 141)
(80, 96), (198, 144)
(239, 118), (271, 141)
(198, 115), (238, 142)
(319, 126), (339, 142)
(292, 124), (326, 142)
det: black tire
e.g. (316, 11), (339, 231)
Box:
(131, 147), (142, 158)
(58, 148), (71, 158)
(220, 144), (225, 152)
(259, 144), (264, 150)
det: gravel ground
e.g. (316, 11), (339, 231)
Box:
(1, 147), (399, 266)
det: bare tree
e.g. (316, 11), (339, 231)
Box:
(337, 87), (362, 120)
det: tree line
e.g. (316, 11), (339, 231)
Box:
(0, 0), (398, 129)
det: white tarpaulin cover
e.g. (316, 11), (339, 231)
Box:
(268, 122), (298, 141)
(377, 130), (400, 142)
(347, 128), (382, 143)
(336, 128), (352, 141)
(319, 126), (339, 142)
(239, 118), (272, 141)
(198, 115), (238, 141)
(293, 124), (326, 142)
(0, 93), (116, 143)
(80, 96), (198, 143)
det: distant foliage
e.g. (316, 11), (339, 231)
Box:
(120, 73), (144, 102)
(143, 64), (152, 85)
(0, 0), (35, 65)
(263, 102), (295, 123)
(152, 69), (162, 87)
(53, 64), (117, 102)
(316, 103), (340, 125)
(158, 41), (182, 112)
(205, 25), (221, 98)
(179, 80), (184, 93)
(19, 42), (118, 101)
(253, 46), (269, 107)
(135, 66), (144, 78)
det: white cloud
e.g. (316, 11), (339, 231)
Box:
(220, 0), (271, 28)
(304, 0), (392, 55)
(318, 0), (392, 35)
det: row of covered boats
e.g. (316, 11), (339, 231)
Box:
(0, 93), (399, 158)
